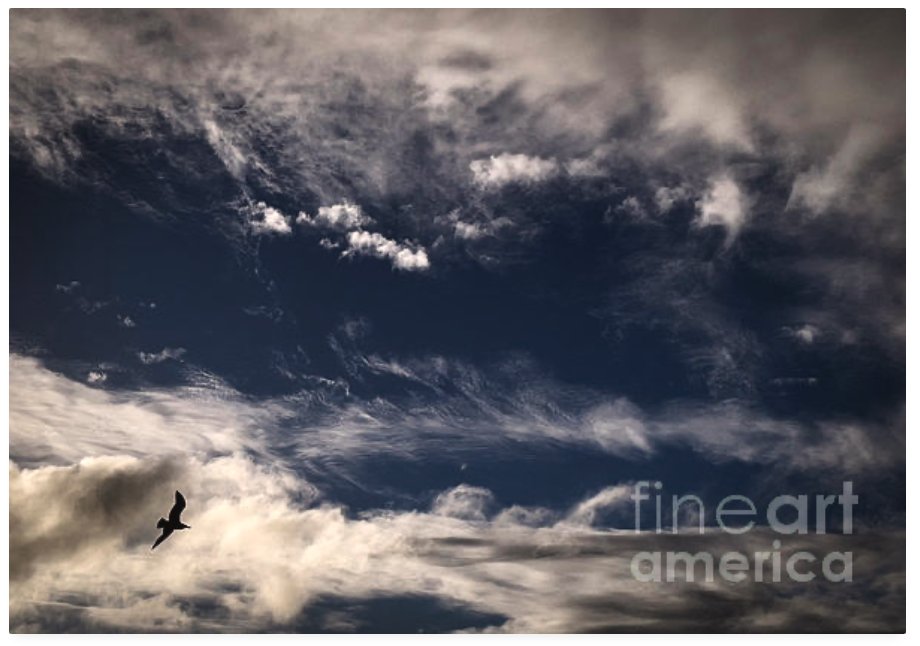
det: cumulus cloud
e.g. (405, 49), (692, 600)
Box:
(343, 231), (430, 271)
(8, 456), (906, 632)
(695, 175), (749, 243)
(248, 202), (292, 236)
(470, 153), (558, 189)
(432, 484), (495, 521)
(138, 347), (187, 365)
(86, 370), (107, 385)
(297, 203), (373, 231)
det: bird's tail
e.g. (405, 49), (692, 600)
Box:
(156, 517), (168, 529)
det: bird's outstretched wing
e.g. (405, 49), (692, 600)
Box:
(168, 490), (186, 524)
(151, 528), (173, 550)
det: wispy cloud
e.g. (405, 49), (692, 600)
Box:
(11, 353), (899, 476)
(138, 347), (187, 365)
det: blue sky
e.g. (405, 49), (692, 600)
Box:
(9, 9), (905, 632)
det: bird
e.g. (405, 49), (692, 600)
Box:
(151, 490), (191, 550)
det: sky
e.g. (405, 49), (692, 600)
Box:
(8, 9), (905, 633)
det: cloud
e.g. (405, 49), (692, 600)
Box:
(248, 202), (292, 236)
(453, 220), (488, 240)
(7, 10), (903, 287)
(470, 153), (558, 189)
(563, 484), (633, 527)
(432, 484), (495, 521)
(654, 185), (690, 214)
(138, 347), (187, 365)
(785, 324), (820, 345)
(86, 370), (107, 384)
(7, 352), (907, 630)
(8, 456), (906, 632)
(436, 209), (512, 241)
(9, 355), (270, 467)
(656, 72), (752, 151)
(695, 175), (748, 243)
(55, 281), (81, 294)
(11, 351), (901, 487)
(615, 196), (647, 219)
(343, 230), (430, 271)
(297, 203), (373, 231)
(787, 126), (886, 216)
(564, 156), (607, 178)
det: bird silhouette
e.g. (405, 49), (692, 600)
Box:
(151, 490), (191, 550)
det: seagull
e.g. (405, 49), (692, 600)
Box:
(151, 490), (191, 550)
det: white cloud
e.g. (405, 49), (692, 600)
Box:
(297, 202), (373, 231)
(654, 185), (690, 214)
(8, 455), (904, 632)
(138, 347), (186, 365)
(432, 484), (495, 521)
(202, 119), (248, 180)
(10, 354), (272, 466)
(248, 202), (292, 236)
(11, 352), (898, 477)
(785, 324), (821, 345)
(453, 220), (488, 240)
(583, 400), (652, 455)
(343, 230), (430, 271)
(437, 209), (513, 241)
(787, 126), (883, 216)
(563, 484), (633, 527)
(55, 281), (81, 294)
(564, 156), (607, 178)
(657, 72), (753, 151)
(695, 175), (748, 243)
(470, 153), (558, 189)
(117, 314), (136, 328)
(5, 353), (904, 628)
(86, 370), (107, 385)
(615, 196), (646, 219)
